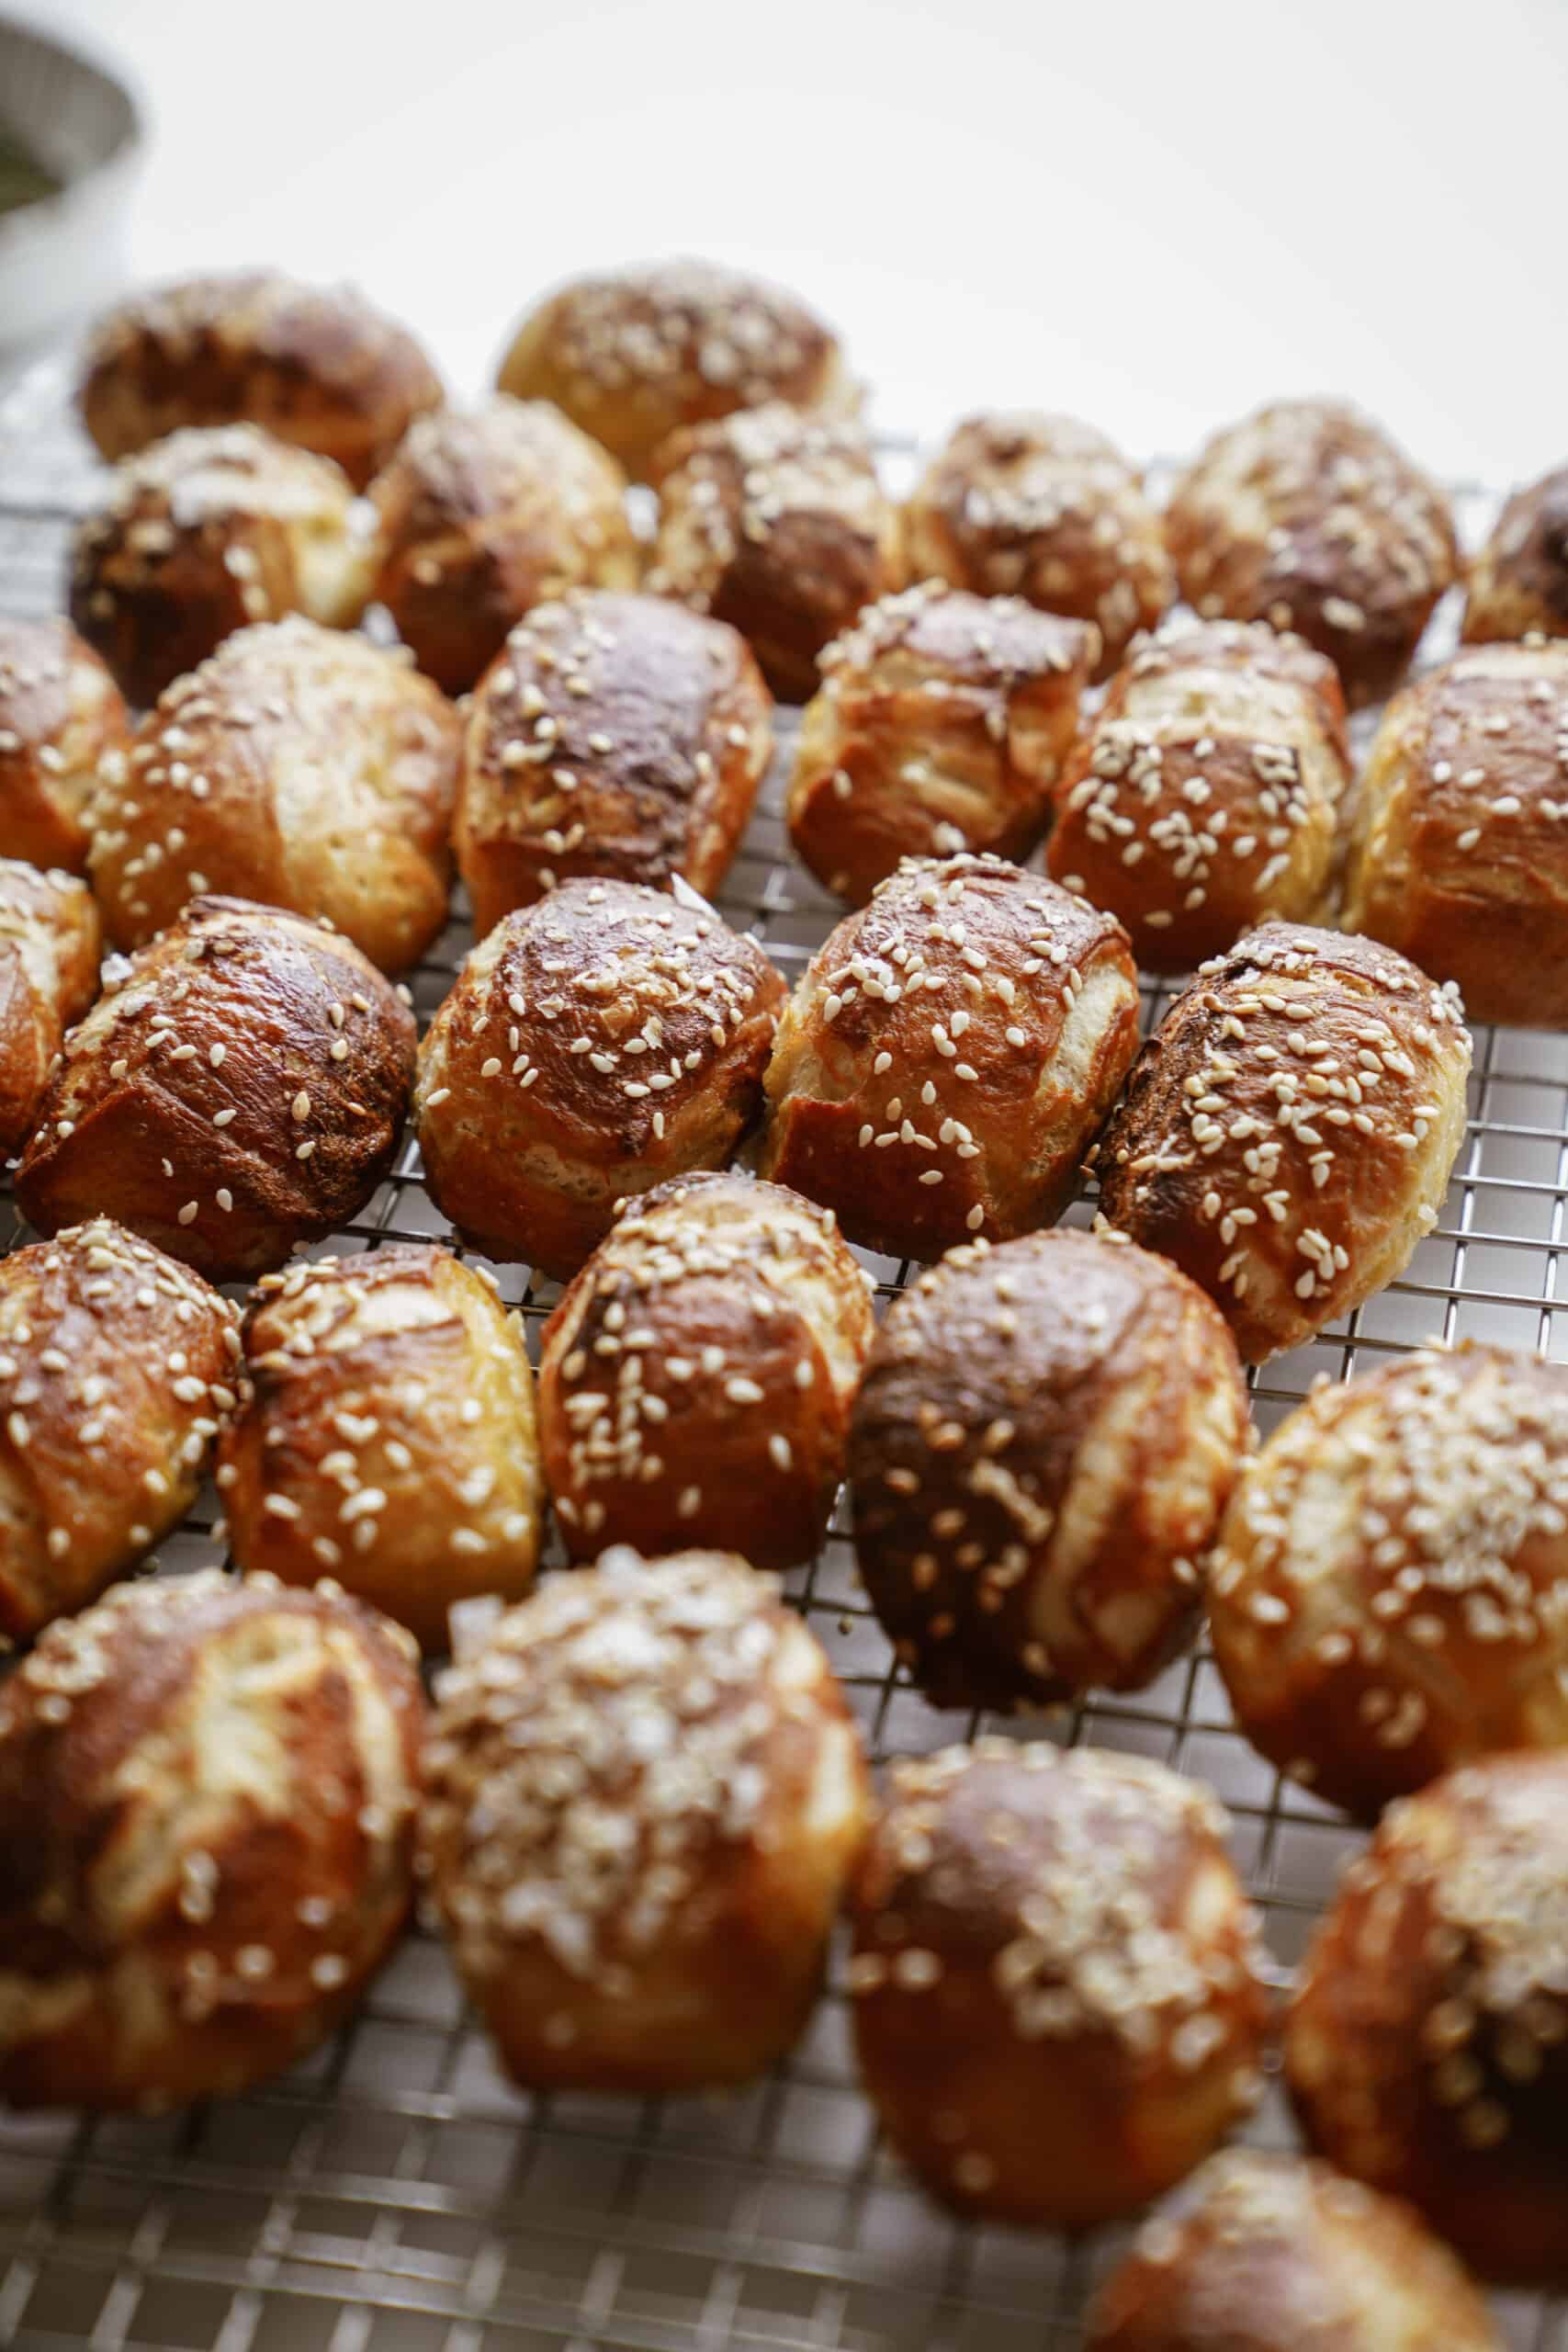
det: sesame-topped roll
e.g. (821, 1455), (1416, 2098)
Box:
(540, 1172), (874, 1571)
(759, 854), (1141, 1263)
(455, 590), (772, 937)
(495, 258), (854, 482)
(850, 1229), (1248, 1710)
(848, 1741), (1269, 2228)
(1092, 924), (1472, 1362)
(1047, 620), (1351, 972)
(419, 1545), (872, 2092)
(369, 396), (639, 695)
(1287, 1750), (1568, 2286)
(88, 616), (459, 975)
(0, 1219), (239, 1643)
(1343, 640), (1568, 1027)
(787, 583), (1095, 907)
(0, 617), (130, 873)
(415, 878), (785, 1281)
(0, 859), (102, 1158)
(17, 897), (416, 1283)
(1461, 465), (1568, 647)
(0, 1568), (423, 2112)
(903, 413), (1173, 678)
(1165, 400), (1458, 707)
(220, 1245), (543, 1654)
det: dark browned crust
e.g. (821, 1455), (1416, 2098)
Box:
(0, 617), (130, 872)
(1461, 466), (1568, 645)
(0, 860), (101, 1157)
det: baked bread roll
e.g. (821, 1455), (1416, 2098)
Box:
(850, 1228), (1248, 1710)
(454, 590), (772, 937)
(0, 1218), (239, 1641)
(0, 616), (129, 871)
(17, 896), (416, 1283)
(419, 1545), (871, 2091)
(1165, 400), (1458, 707)
(70, 424), (378, 707)
(220, 1245), (542, 1653)
(495, 258), (853, 481)
(80, 270), (444, 489)
(903, 413), (1172, 678)
(1461, 464), (1568, 645)
(415, 877), (784, 1280)
(88, 616), (458, 973)
(1092, 923), (1472, 1362)
(0, 1567), (423, 2111)
(1046, 619), (1351, 972)
(786, 582), (1094, 906)
(369, 396), (639, 694)
(1086, 2151), (1502, 2350)
(0, 859), (101, 1157)
(848, 1741), (1269, 2228)
(539, 1171), (873, 1570)
(646, 401), (902, 700)
(1287, 1750), (1568, 2287)
(1342, 640), (1568, 1027)
(758, 852), (1141, 1262)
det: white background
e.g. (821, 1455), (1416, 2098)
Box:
(34, 0), (1568, 485)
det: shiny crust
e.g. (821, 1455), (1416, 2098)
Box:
(1165, 400), (1458, 707)
(903, 413), (1173, 678)
(1342, 641), (1568, 1027)
(1461, 466), (1568, 645)
(419, 1546), (872, 2092)
(848, 1741), (1269, 2228)
(758, 852), (1141, 1263)
(0, 860), (102, 1157)
(647, 401), (902, 700)
(0, 617), (130, 871)
(220, 1245), (542, 1653)
(787, 583), (1094, 906)
(0, 1567), (423, 2111)
(17, 896), (416, 1283)
(1092, 923), (1472, 1363)
(1047, 619), (1352, 972)
(80, 271), (444, 490)
(0, 1219), (239, 1642)
(850, 1228), (1248, 1709)
(495, 258), (854, 481)
(1209, 1341), (1568, 1819)
(415, 877), (785, 1281)
(1287, 1752), (1568, 2287)
(88, 616), (459, 974)
(455, 590), (772, 936)
(539, 1171), (874, 1570)
(370, 396), (639, 694)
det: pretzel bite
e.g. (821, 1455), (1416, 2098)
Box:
(415, 878), (784, 1280)
(419, 1545), (871, 2091)
(850, 1229), (1247, 1710)
(17, 897), (416, 1283)
(1461, 465), (1568, 645)
(79, 270), (444, 489)
(1092, 924), (1472, 1362)
(1165, 400), (1457, 707)
(0, 617), (129, 872)
(455, 590), (771, 935)
(1046, 620), (1351, 971)
(0, 860), (101, 1157)
(787, 583), (1094, 906)
(88, 616), (458, 973)
(1086, 2150), (1502, 2350)
(903, 413), (1172, 677)
(0, 1567), (423, 2111)
(1287, 1750), (1568, 2286)
(540, 1172), (873, 1570)
(758, 853), (1140, 1262)
(849, 1741), (1269, 2228)
(369, 396), (639, 694)
(1343, 640), (1568, 1027)
(495, 258), (854, 481)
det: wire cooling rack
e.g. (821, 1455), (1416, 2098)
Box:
(0, 356), (1563, 2352)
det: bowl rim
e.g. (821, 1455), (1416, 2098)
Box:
(0, 6), (146, 243)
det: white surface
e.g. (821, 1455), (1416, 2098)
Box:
(28, 0), (1568, 483)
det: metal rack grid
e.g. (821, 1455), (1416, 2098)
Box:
(0, 357), (1563, 2352)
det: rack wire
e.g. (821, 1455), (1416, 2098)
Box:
(0, 357), (1562, 2352)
